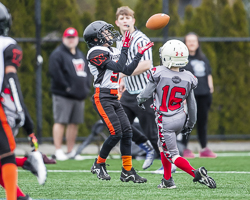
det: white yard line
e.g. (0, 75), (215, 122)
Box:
(17, 169), (250, 174)
(57, 152), (250, 160)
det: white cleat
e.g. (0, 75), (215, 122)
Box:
(55, 149), (68, 161)
(142, 149), (155, 170)
(23, 151), (47, 185)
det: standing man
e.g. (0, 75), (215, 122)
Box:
(115, 6), (160, 169)
(49, 27), (91, 161)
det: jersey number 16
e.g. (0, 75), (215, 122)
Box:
(160, 85), (186, 112)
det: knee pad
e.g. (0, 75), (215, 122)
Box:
(107, 134), (122, 146)
(1, 154), (16, 166)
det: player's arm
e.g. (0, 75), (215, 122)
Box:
(22, 105), (38, 150)
(136, 70), (157, 105)
(4, 44), (38, 149)
(136, 81), (157, 104)
(4, 44), (25, 127)
(186, 89), (197, 128)
(107, 31), (153, 75)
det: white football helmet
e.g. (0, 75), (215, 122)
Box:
(160, 39), (189, 68)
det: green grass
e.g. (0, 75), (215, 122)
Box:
(1, 154), (250, 199)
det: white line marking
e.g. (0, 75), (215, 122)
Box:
(18, 170), (250, 174)
(47, 152), (250, 161)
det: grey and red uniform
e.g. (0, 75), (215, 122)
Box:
(137, 65), (198, 161)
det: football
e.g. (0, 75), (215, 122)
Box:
(146, 13), (170, 30)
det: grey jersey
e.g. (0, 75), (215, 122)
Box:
(87, 46), (121, 89)
(138, 65), (198, 117)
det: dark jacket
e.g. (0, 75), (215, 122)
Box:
(49, 44), (91, 100)
(184, 54), (211, 96)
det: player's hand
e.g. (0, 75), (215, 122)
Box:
(122, 31), (133, 48)
(181, 126), (192, 139)
(28, 133), (39, 151)
(138, 42), (154, 55)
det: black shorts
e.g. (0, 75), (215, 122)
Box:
(92, 88), (131, 135)
(0, 103), (16, 156)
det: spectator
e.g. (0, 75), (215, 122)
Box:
(49, 27), (91, 161)
(181, 32), (216, 158)
(115, 6), (160, 170)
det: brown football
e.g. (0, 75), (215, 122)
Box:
(146, 13), (170, 30)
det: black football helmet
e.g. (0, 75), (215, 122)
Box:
(0, 2), (12, 36)
(83, 20), (121, 48)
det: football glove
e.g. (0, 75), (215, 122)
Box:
(122, 31), (133, 47)
(138, 42), (154, 54)
(181, 126), (192, 139)
(28, 133), (39, 151)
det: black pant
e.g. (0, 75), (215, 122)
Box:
(195, 94), (212, 148)
(92, 88), (132, 158)
(120, 90), (160, 157)
(180, 94), (212, 149)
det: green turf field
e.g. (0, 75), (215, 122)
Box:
(1, 153), (250, 199)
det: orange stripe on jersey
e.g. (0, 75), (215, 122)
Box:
(0, 104), (16, 152)
(94, 88), (116, 135)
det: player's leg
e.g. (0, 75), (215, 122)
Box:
(0, 169), (27, 198)
(132, 125), (155, 170)
(136, 97), (160, 157)
(116, 104), (147, 183)
(158, 112), (216, 189)
(121, 92), (155, 169)
(91, 93), (123, 180)
(0, 105), (17, 200)
(155, 112), (177, 189)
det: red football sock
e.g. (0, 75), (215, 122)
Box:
(0, 171), (25, 197)
(174, 156), (195, 177)
(16, 157), (27, 167)
(160, 152), (172, 180)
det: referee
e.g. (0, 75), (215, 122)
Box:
(115, 6), (160, 166)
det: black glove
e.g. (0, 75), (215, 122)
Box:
(138, 103), (145, 110)
(181, 126), (192, 139)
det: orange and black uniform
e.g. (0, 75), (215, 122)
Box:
(87, 45), (143, 160)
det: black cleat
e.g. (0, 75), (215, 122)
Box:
(157, 177), (177, 189)
(91, 158), (111, 180)
(17, 194), (32, 200)
(120, 167), (147, 183)
(193, 167), (216, 189)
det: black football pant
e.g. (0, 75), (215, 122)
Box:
(92, 88), (132, 159)
(181, 94), (212, 149)
(120, 90), (160, 157)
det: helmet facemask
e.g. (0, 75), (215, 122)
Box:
(97, 24), (121, 46)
